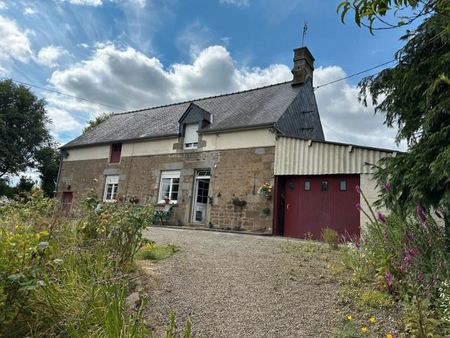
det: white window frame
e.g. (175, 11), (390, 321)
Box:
(103, 175), (119, 202)
(158, 171), (180, 204)
(184, 124), (198, 149)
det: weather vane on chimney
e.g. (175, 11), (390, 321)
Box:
(302, 22), (308, 47)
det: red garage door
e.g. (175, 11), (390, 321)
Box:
(284, 175), (360, 240)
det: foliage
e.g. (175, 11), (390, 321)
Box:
(258, 182), (273, 199)
(81, 193), (154, 265)
(341, 189), (450, 336)
(321, 227), (340, 249)
(337, 0), (448, 33)
(356, 289), (395, 309)
(0, 192), (154, 337)
(165, 312), (193, 338)
(339, 2), (450, 246)
(136, 242), (179, 261)
(0, 79), (50, 178)
(34, 143), (60, 197)
(82, 112), (113, 134)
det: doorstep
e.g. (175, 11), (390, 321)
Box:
(149, 224), (272, 236)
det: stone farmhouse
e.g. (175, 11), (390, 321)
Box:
(57, 46), (395, 239)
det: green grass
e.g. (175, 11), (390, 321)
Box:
(136, 243), (179, 261)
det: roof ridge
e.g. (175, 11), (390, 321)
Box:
(113, 80), (294, 116)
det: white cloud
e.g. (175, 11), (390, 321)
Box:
(24, 7), (37, 15)
(47, 43), (400, 150)
(0, 1), (7, 10)
(60, 0), (147, 6)
(176, 21), (215, 58)
(62, 0), (103, 6)
(0, 15), (33, 63)
(36, 45), (68, 67)
(219, 0), (249, 7)
(313, 66), (403, 150)
(47, 106), (82, 134)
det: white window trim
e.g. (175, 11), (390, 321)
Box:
(184, 124), (199, 149)
(158, 171), (180, 204)
(103, 175), (119, 202)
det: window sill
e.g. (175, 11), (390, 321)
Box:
(156, 201), (178, 206)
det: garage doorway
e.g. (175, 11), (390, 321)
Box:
(284, 175), (360, 240)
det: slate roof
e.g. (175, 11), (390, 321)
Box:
(62, 80), (324, 149)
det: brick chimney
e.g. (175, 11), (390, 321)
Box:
(291, 47), (314, 86)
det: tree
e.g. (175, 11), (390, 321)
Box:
(0, 79), (50, 178)
(337, 0), (449, 33)
(35, 143), (60, 197)
(338, 2), (450, 243)
(82, 112), (113, 134)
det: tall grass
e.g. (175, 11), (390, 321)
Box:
(0, 190), (153, 337)
(340, 188), (450, 336)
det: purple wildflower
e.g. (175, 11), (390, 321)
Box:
(416, 205), (429, 232)
(377, 212), (386, 223)
(384, 182), (392, 192)
(418, 273), (425, 284)
(384, 272), (394, 286)
(355, 202), (361, 210)
(355, 185), (361, 194)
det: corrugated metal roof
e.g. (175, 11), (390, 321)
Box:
(274, 136), (395, 175)
(62, 80), (324, 149)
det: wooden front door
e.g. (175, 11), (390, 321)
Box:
(62, 192), (73, 215)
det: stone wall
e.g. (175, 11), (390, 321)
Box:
(57, 146), (275, 231)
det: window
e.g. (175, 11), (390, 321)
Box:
(158, 171), (180, 203)
(339, 180), (347, 191)
(321, 181), (328, 191)
(184, 124), (198, 149)
(110, 143), (122, 163)
(104, 175), (119, 202)
(304, 181), (311, 191)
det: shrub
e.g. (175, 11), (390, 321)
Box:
(322, 227), (340, 249)
(137, 243), (179, 261)
(356, 289), (395, 310)
(345, 187), (450, 336)
(0, 191), (153, 337)
(80, 197), (153, 265)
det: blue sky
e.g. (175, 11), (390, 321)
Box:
(0, 0), (411, 150)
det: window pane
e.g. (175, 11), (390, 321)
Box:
(340, 180), (347, 191)
(321, 181), (328, 191)
(106, 184), (113, 200)
(171, 182), (179, 201)
(159, 171), (181, 202)
(304, 181), (311, 191)
(112, 184), (118, 199)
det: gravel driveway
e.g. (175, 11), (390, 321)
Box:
(141, 227), (340, 337)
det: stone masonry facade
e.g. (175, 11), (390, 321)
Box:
(58, 146), (275, 231)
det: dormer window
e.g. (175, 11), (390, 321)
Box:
(184, 124), (198, 149)
(110, 143), (122, 163)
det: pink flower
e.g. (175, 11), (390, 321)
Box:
(377, 212), (386, 223)
(356, 185), (361, 194)
(355, 203), (361, 210)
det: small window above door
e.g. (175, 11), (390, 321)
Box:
(304, 181), (311, 191)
